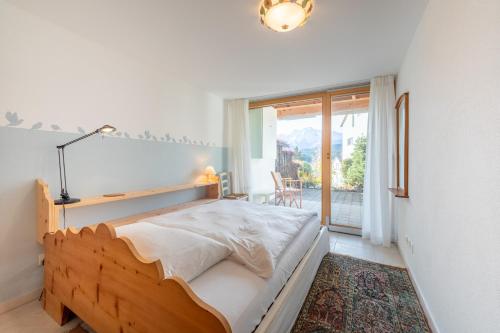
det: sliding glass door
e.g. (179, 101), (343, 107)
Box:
(248, 86), (370, 232)
(328, 91), (369, 235)
(273, 98), (323, 216)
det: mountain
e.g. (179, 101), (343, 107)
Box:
(278, 127), (321, 151)
(278, 127), (342, 151)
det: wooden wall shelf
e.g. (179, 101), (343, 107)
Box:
(36, 179), (220, 244)
(60, 182), (218, 209)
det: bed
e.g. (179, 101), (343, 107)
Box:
(37, 179), (329, 333)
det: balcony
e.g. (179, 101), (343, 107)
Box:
(298, 188), (363, 229)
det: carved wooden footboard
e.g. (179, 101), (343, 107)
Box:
(43, 224), (231, 333)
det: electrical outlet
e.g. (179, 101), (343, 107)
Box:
(405, 235), (415, 254)
(38, 253), (45, 266)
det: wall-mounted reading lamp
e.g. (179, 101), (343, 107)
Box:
(54, 125), (116, 205)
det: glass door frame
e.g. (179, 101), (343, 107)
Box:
(322, 86), (370, 230)
(248, 85), (370, 227)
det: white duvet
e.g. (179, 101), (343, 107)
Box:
(140, 200), (317, 278)
(115, 222), (232, 282)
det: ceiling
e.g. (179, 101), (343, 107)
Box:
(9, 0), (428, 99)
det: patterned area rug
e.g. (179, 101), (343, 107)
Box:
(292, 253), (431, 333)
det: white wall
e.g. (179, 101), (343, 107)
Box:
(251, 107), (277, 197)
(0, 0), (226, 311)
(0, 1), (224, 146)
(396, 1), (500, 332)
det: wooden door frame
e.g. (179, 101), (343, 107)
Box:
(321, 94), (331, 226)
(248, 86), (369, 109)
(249, 85), (371, 226)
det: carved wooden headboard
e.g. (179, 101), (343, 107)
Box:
(36, 178), (229, 332)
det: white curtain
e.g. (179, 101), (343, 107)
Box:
(362, 75), (396, 246)
(226, 99), (252, 198)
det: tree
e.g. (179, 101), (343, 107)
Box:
(298, 161), (320, 188)
(344, 136), (367, 189)
(341, 158), (352, 181)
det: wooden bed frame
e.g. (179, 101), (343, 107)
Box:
(36, 179), (231, 333)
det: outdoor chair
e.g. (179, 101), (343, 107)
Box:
(271, 171), (303, 208)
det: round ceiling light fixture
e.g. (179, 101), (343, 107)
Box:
(259, 0), (314, 32)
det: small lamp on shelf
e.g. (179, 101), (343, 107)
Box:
(54, 124), (116, 205)
(204, 166), (217, 183)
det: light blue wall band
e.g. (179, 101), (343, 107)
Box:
(0, 126), (227, 303)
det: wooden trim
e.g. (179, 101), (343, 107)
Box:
(43, 223), (231, 333)
(249, 92), (324, 109)
(394, 92), (409, 198)
(323, 85), (370, 225)
(272, 98), (322, 109)
(403, 93), (409, 196)
(327, 85), (370, 98)
(330, 97), (369, 112)
(37, 179), (58, 244)
(388, 187), (409, 198)
(396, 96), (401, 191)
(275, 97), (369, 119)
(395, 94), (406, 109)
(249, 84), (370, 109)
(276, 104), (322, 119)
(321, 94), (331, 226)
(60, 182), (218, 209)
(36, 179), (220, 244)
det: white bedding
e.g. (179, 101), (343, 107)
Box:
(190, 216), (322, 333)
(141, 200), (317, 278)
(115, 222), (232, 282)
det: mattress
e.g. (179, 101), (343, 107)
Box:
(255, 227), (330, 333)
(189, 215), (321, 333)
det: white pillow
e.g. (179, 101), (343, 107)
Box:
(115, 222), (232, 282)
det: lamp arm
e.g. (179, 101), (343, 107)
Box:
(55, 129), (100, 202)
(57, 148), (66, 198)
(54, 125), (115, 205)
(56, 129), (100, 149)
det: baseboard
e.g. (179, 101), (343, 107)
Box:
(399, 247), (440, 333)
(328, 225), (362, 236)
(0, 288), (42, 315)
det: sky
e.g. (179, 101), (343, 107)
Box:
(277, 115), (322, 137)
(277, 113), (366, 138)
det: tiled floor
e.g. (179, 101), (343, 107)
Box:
(0, 300), (81, 333)
(329, 231), (405, 267)
(296, 189), (363, 229)
(0, 232), (405, 333)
